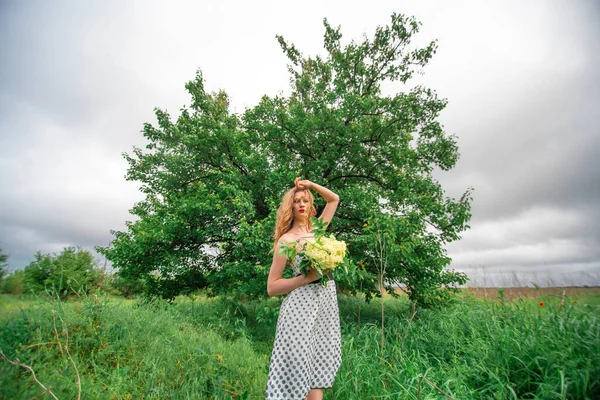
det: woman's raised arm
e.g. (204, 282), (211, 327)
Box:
(295, 178), (339, 228)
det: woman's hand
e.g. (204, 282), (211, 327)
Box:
(306, 268), (319, 282)
(295, 177), (313, 190)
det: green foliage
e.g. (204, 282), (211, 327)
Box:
(22, 251), (53, 293)
(1, 292), (599, 399)
(100, 13), (473, 306)
(23, 247), (102, 296)
(0, 269), (24, 294)
(357, 211), (468, 306)
(0, 248), (8, 280)
(100, 272), (145, 297)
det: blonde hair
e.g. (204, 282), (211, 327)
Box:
(272, 187), (317, 253)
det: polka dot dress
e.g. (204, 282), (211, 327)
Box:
(266, 255), (342, 399)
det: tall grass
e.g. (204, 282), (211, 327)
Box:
(1, 290), (599, 399)
(335, 293), (600, 399)
(0, 294), (268, 399)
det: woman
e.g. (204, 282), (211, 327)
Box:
(265, 178), (342, 400)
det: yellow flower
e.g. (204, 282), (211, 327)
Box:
(304, 236), (347, 271)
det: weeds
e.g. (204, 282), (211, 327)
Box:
(1, 290), (599, 399)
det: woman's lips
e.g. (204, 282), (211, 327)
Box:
(300, 209), (305, 213)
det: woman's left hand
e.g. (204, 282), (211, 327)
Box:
(295, 177), (313, 190)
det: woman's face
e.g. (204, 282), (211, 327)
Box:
(292, 191), (310, 221)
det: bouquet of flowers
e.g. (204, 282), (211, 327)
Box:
(278, 217), (347, 285)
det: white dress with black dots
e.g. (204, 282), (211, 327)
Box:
(266, 254), (342, 399)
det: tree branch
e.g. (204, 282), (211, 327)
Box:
(328, 174), (386, 188)
(0, 351), (59, 400)
(223, 138), (249, 176)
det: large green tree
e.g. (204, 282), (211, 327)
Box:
(100, 13), (472, 306)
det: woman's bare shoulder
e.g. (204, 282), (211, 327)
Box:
(278, 233), (292, 244)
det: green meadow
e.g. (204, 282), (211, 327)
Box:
(1, 290), (599, 399)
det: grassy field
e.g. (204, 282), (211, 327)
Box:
(462, 287), (600, 301)
(1, 289), (599, 399)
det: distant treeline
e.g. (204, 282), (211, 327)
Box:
(0, 247), (143, 298)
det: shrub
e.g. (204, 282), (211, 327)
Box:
(23, 247), (102, 296)
(1, 270), (24, 294)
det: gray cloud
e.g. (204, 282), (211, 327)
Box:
(1, 0), (599, 286)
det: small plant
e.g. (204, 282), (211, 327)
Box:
(256, 305), (280, 325)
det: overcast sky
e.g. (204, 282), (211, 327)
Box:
(1, 0), (599, 286)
